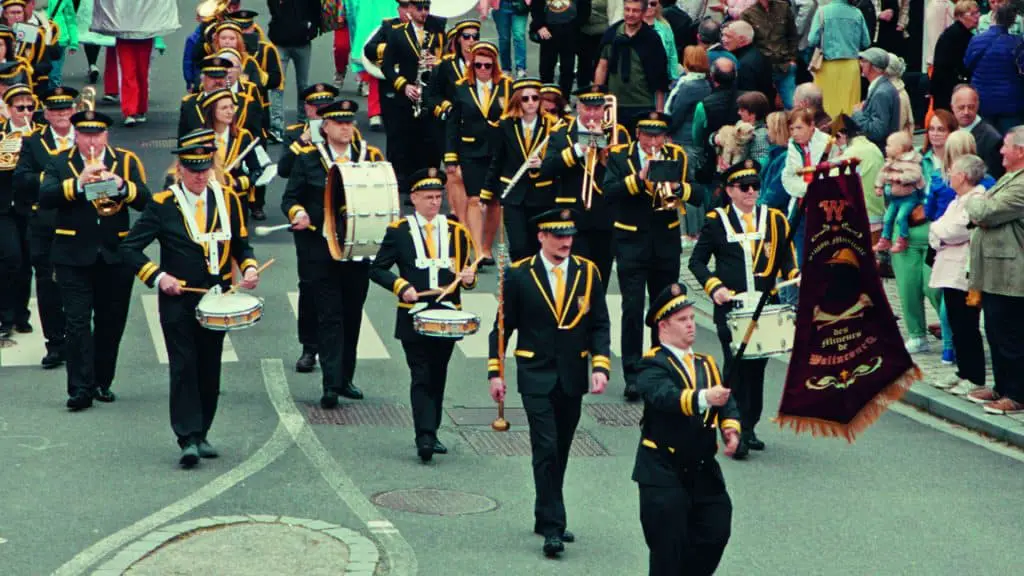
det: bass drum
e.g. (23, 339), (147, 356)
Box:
(324, 161), (401, 261)
(360, 24), (386, 80)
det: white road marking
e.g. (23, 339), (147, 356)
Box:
(0, 536), (8, 544)
(605, 294), (651, 357)
(456, 294), (516, 358)
(287, 292), (391, 359)
(141, 295), (238, 364)
(0, 299), (47, 367)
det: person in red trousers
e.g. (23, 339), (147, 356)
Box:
(333, 23), (351, 88)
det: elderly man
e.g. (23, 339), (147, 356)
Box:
(793, 82), (832, 131)
(951, 85), (1004, 179)
(722, 20), (775, 105)
(697, 17), (738, 68)
(850, 47), (900, 150)
(963, 126), (1024, 415)
(741, 0), (799, 109)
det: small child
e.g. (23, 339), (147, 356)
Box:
(873, 132), (924, 254)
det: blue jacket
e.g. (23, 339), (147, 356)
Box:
(964, 26), (1024, 117)
(183, 24), (203, 89)
(925, 172), (996, 221)
(758, 145), (790, 211)
(806, 0), (871, 61)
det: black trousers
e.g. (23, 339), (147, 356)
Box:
(55, 261), (133, 396)
(311, 259), (370, 393)
(522, 387), (583, 537)
(503, 204), (545, 262)
(538, 24), (577, 97)
(617, 258), (679, 387)
(982, 293), (1024, 403)
(388, 103), (440, 197)
(575, 32), (603, 89)
(295, 255), (318, 353)
(162, 301), (226, 447)
(717, 322), (768, 433)
(29, 230), (65, 351)
(574, 228), (614, 288)
(401, 337), (455, 446)
(638, 461), (732, 576)
(251, 185), (267, 210)
(943, 288), (985, 387)
(0, 211), (30, 326)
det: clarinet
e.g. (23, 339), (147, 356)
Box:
(412, 30), (433, 119)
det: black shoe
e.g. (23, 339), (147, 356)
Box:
(0, 323), (12, 338)
(433, 439), (448, 454)
(179, 443), (200, 468)
(295, 351), (317, 373)
(480, 256), (495, 267)
(66, 393), (93, 411)
(320, 391), (339, 409)
(267, 131), (284, 144)
(13, 321), (32, 334)
(88, 67), (99, 84)
(732, 438), (750, 460)
(250, 208), (267, 221)
(542, 536), (564, 558)
(623, 384), (640, 402)
(93, 388), (117, 403)
(41, 348), (64, 369)
(339, 382), (363, 400)
(198, 440), (219, 459)
(746, 431), (765, 451)
(417, 442), (434, 463)
(534, 529), (574, 543)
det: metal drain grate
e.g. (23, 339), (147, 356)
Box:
(305, 403), (414, 426)
(140, 138), (179, 149)
(457, 429), (610, 456)
(586, 403), (643, 427)
(446, 406), (529, 427)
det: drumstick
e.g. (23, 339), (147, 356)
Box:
(434, 256), (486, 303)
(179, 286), (209, 294)
(254, 223), (292, 236)
(225, 258), (276, 295)
(775, 276), (801, 290)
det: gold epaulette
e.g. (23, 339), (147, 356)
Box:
(643, 346), (662, 359)
(388, 218), (407, 229)
(706, 210), (719, 219)
(286, 122), (304, 131)
(609, 143), (629, 154)
(152, 190), (173, 204)
(181, 93), (195, 103)
(455, 75), (469, 86)
(442, 53), (456, 61)
(510, 256), (530, 269)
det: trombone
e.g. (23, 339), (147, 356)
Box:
(580, 95), (619, 210)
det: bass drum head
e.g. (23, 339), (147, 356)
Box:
(360, 24), (385, 80)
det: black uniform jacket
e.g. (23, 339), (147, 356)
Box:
(177, 81), (264, 138)
(443, 75), (510, 164)
(214, 128), (261, 195)
(119, 185), (257, 324)
(688, 204), (798, 323)
(632, 346), (742, 485)
(254, 40), (285, 91)
(428, 53), (466, 121)
(281, 140), (386, 261)
(481, 114), (560, 205)
(279, 122), (366, 179)
(0, 119), (42, 215)
(382, 17), (447, 100)
(363, 17), (404, 97)
(38, 145), (150, 267)
(369, 217), (478, 341)
(13, 123), (63, 256)
(603, 140), (694, 235)
(487, 254), (612, 396)
(540, 116), (631, 231)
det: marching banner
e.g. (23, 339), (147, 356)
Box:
(776, 164), (922, 441)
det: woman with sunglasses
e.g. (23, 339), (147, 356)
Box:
(201, 89), (261, 199)
(445, 41), (510, 264)
(539, 83), (571, 125)
(482, 77), (560, 261)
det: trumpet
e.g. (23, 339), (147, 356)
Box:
(647, 147), (681, 212)
(85, 145), (124, 217)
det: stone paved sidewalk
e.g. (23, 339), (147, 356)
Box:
(678, 250), (1024, 449)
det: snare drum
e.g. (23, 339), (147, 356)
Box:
(413, 309), (481, 338)
(326, 161), (400, 261)
(726, 304), (796, 359)
(196, 292), (264, 331)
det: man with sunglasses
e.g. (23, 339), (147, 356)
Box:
(688, 159), (799, 459)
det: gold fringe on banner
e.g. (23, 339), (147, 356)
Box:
(773, 365), (922, 443)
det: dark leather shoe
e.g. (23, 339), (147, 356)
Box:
(746, 432), (765, 451)
(41, 349), (64, 369)
(320, 391), (339, 409)
(66, 393), (93, 411)
(623, 384), (640, 402)
(250, 208), (267, 221)
(417, 442), (434, 463)
(0, 323), (11, 338)
(732, 438), (750, 460)
(542, 536), (564, 557)
(480, 256), (495, 267)
(339, 383), (363, 400)
(179, 444), (200, 468)
(198, 440), (219, 459)
(534, 528), (574, 543)
(295, 351), (317, 373)
(14, 321), (32, 334)
(433, 439), (448, 454)
(93, 388), (117, 403)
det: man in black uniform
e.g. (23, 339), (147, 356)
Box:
(0, 83), (42, 340)
(382, 0), (446, 198)
(634, 282), (740, 576)
(363, 1), (414, 136)
(370, 168), (477, 462)
(39, 110), (150, 410)
(120, 132), (260, 468)
(178, 56), (231, 138)
(282, 100), (385, 408)
(12, 85), (74, 367)
(688, 160), (798, 458)
(541, 85), (631, 284)
(603, 111), (694, 401)
(488, 208), (611, 558)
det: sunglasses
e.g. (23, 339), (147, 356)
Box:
(12, 105), (33, 112)
(461, 33), (480, 40)
(473, 62), (493, 70)
(412, 3), (431, 10)
(735, 184), (760, 192)
(522, 95), (540, 102)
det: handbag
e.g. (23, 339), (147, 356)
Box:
(808, 9), (824, 73)
(320, 0), (346, 32)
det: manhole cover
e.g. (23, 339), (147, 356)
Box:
(457, 429), (610, 456)
(372, 488), (498, 516)
(139, 138), (179, 149)
(586, 403), (643, 427)
(446, 406), (528, 427)
(306, 403), (413, 426)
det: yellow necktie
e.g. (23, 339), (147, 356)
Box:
(216, 141), (227, 167)
(57, 136), (69, 151)
(195, 198), (206, 233)
(553, 267), (565, 318)
(481, 83), (490, 103)
(524, 124), (533, 145)
(424, 222), (437, 258)
(683, 353), (696, 382)
(741, 212), (757, 255)
(416, 26), (424, 46)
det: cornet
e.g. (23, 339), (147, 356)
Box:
(647, 147), (681, 212)
(84, 145), (124, 216)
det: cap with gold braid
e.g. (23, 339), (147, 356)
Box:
(0, 61), (25, 85)
(42, 86), (79, 110)
(178, 128), (217, 150)
(1, 0), (28, 7)
(2, 82), (32, 105)
(573, 84), (607, 107)
(200, 56), (230, 78)
(723, 158), (762, 187)
(530, 208), (577, 237)
(320, 99), (358, 123)
(410, 167), (446, 193)
(646, 283), (694, 328)
(173, 129), (218, 171)
(200, 88), (237, 111)
(70, 110), (113, 134)
(215, 47), (242, 65)
(0, 24), (13, 43)
(540, 83), (562, 98)
(634, 111), (670, 135)
(212, 20), (244, 37)
(470, 41), (498, 58)
(511, 77), (543, 93)
(227, 9), (259, 26)
(450, 19), (480, 37)
(300, 83), (340, 106)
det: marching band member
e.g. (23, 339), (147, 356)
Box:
(0, 82), (38, 340)
(382, 0), (445, 198)
(178, 55), (230, 138)
(688, 160), (798, 459)
(209, 20), (268, 92)
(282, 99), (385, 409)
(604, 111), (694, 401)
(0, 26), (36, 94)
(369, 167), (477, 462)
(12, 85), (73, 368)
(481, 77), (559, 261)
(216, 48), (264, 140)
(539, 83), (570, 124)
(541, 85), (631, 284)
(634, 282), (740, 575)
(39, 110), (150, 410)
(363, 1), (414, 137)
(2, 0), (53, 93)
(488, 208), (611, 558)
(119, 131), (259, 469)
(279, 81), (338, 374)
(201, 88), (260, 196)
(444, 41), (508, 264)
(227, 9), (284, 143)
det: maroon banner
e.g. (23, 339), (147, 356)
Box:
(776, 165), (921, 441)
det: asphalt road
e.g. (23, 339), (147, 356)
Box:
(0, 3), (1022, 574)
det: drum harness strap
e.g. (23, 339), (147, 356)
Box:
(171, 179), (231, 276)
(406, 214), (451, 290)
(714, 205), (767, 311)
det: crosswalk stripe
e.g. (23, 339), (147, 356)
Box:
(0, 299), (47, 367)
(286, 292), (391, 359)
(457, 293), (516, 358)
(141, 295), (238, 364)
(605, 294), (651, 357)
